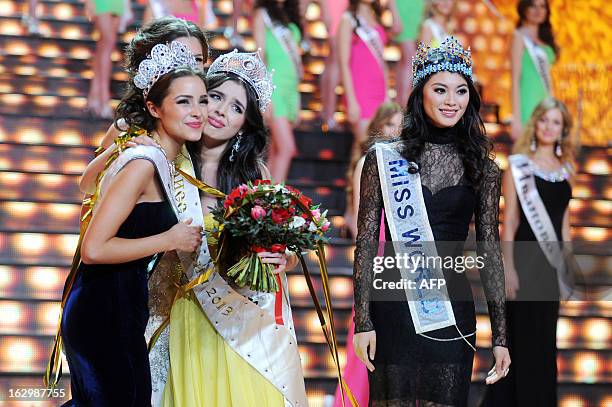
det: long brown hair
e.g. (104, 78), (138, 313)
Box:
(348, 0), (383, 26)
(513, 97), (577, 169)
(346, 102), (403, 210)
(517, 0), (559, 56)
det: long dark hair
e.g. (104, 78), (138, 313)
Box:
(517, 0), (559, 56)
(187, 73), (267, 194)
(400, 74), (493, 188)
(348, 0), (383, 26)
(255, 0), (302, 32)
(116, 67), (206, 133)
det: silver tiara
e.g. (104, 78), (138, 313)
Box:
(133, 41), (198, 98)
(206, 49), (274, 112)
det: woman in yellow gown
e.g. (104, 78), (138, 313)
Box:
(147, 50), (306, 407)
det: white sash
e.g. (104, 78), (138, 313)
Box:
(521, 32), (552, 94)
(191, 272), (307, 407)
(424, 19), (447, 46)
(134, 147), (306, 405)
(349, 12), (386, 72)
(375, 142), (456, 334)
(262, 9), (303, 80)
(509, 154), (572, 299)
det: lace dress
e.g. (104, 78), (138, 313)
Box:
(353, 125), (506, 406)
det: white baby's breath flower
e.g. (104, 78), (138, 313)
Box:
(289, 216), (306, 229)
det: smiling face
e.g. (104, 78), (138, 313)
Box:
(535, 107), (564, 146)
(204, 79), (248, 146)
(525, 0), (548, 25)
(174, 36), (206, 69)
(381, 112), (403, 138)
(432, 0), (454, 17)
(422, 71), (469, 128)
(147, 75), (207, 143)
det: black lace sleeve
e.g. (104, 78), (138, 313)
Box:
(475, 158), (507, 347)
(353, 150), (383, 333)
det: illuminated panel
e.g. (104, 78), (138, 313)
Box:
(0, 172), (82, 202)
(0, 232), (78, 266)
(0, 266), (67, 300)
(0, 335), (69, 374)
(0, 201), (80, 233)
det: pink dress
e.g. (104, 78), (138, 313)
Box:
(173, 0), (199, 23)
(332, 210), (386, 407)
(349, 21), (387, 120)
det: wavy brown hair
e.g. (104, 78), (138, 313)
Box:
(517, 0), (559, 56)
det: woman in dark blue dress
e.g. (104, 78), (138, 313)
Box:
(60, 42), (206, 405)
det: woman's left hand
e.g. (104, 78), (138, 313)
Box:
(257, 251), (288, 274)
(486, 346), (511, 385)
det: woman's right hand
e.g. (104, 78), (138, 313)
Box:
(125, 134), (159, 149)
(347, 100), (361, 125)
(353, 330), (376, 372)
(166, 218), (202, 253)
(505, 265), (520, 300)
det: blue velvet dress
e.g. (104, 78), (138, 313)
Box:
(61, 201), (177, 406)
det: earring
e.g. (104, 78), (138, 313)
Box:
(229, 132), (243, 162)
(530, 136), (537, 152)
(555, 139), (562, 157)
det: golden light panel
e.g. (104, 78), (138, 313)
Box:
(26, 267), (64, 292)
(12, 233), (48, 256)
(22, 158), (50, 172)
(0, 301), (26, 328)
(584, 157), (611, 175)
(37, 302), (61, 333)
(584, 318), (610, 348)
(70, 46), (92, 60)
(330, 278), (352, 299)
(1, 93), (26, 106)
(559, 395), (587, 407)
(0, 265), (17, 292)
(55, 129), (86, 145)
(288, 275), (310, 297)
(4, 201), (38, 218)
(0, 20), (22, 36)
(0, 0), (16, 15)
(33, 95), (59, 107)
(6, 40), (30, 55)
(38, 44), (62, 59)
(61, 26), (84, 40)
(1, 337), (36, 372)
(52, 3), (75, 20)
(0, 171), (26, 186)
(556, 317), (575, 345)
(573, 352), (604, 383)
(15, 65), (37, 76)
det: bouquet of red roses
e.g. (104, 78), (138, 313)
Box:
(212, 179), (331, 293)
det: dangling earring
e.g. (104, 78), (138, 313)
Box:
(530, 135), (537, 152)
(229, 132), (243, 162)
(555, 139), (562, 157)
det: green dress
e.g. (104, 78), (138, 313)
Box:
(265, 22), (301, 121)
(395, 0), (425, 42)
(519, 44), (555, 124)
(93, 0), (125, 16)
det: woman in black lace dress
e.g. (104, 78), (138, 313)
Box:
(484, 98), (576, 406)
(352, 38), (510, 406)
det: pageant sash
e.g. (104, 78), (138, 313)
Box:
(349, 13), (386, 73)
(262, 9), (304, 80)
(375, 142), (456, 334)
(509, 154), (572, 299)
(521, 33), (552, 94)
(191, 271), (308, 407)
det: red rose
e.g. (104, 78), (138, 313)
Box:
(254, 179), (271, 186)
(270, 243), (286, 253)
(271, 208), (290, 224)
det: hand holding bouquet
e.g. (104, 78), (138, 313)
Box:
(212, 180), (330, 292)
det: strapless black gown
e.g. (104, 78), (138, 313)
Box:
(61, 201), (176, 406)
(484, 174), (571, 407)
